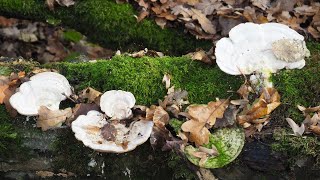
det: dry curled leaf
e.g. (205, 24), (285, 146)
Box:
(286, 118), (305, 136)
(46, 0), (75, 10)
(237, 87), (280, 132)
(162, 73), (171, 89)
(188, 99), (229, 126)
(0, 72), (26, 117)
(181, 119), (210, 146)
(190, 8), (216, 34)
(79, 87), (102, 104)
(187, 49), (212, 65)
(214, 105), (237, 128)
(153, 106), (170, 128)
(0, 76), (9, 104)
(37, 106), (72, 131)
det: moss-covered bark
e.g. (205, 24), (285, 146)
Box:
(0, 0), (211, 55)
(51, 56), (242, 105)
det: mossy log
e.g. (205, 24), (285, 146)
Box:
(0, 0), (211, 55)
(1, 43), (320, 179)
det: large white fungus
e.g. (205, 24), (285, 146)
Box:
(71, 110), (154, 153)
(215, 22), (310, 75)
(9, 72), (72, 116)
(100, 90), (136, 120)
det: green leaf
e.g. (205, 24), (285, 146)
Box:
(184, 127), (245, 168)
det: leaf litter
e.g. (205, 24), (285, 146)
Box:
(127, 0), (320, 40)
(286, 105), (320, 136)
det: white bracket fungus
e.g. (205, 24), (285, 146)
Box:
(215, 22), (310, 76)
(71, 110), (154, 153)
(100, 90), (136, 120)
(9, 72), (72, 116)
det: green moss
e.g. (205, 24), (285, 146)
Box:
(50, 56), (242, 105)
(0, 0), (211, 55)
(0, 60), (40, 74)
(169, 119), (184, 133)
(272, 42), (320, 122)
(272, 128), (320, 167)
(0, 66), (11, 76)
(63, 29), (83, 43)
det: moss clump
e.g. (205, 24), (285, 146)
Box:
(63, 29), (83, 43)
(0, 0), (211, 55)
(51, 56), (242, 105)
(272, 128), (320, 167)
(272, 42), (320, 122)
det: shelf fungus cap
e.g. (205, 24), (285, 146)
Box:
(215, 23), (309, 75)
(71, 110), (154, 153)
(9, 72), (72, 116)
(100, 90), (136, 120)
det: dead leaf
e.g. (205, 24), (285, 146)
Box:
(214, 105), (237, 128)
(190, 8), (216, 34)
(0, 16), (18, 27)
(187, 49), (212, 64)
(46, 0), (55, 10)
(162, 73), (171, 89)
(237, 82), (252, 100)
(308, 26), (320, 39)
(101, 123), (117, 141)
(56, 0), (75, 7)
(181, 119), (210, 146)
(237, 87), (280, 132)
(155, 17), (167, 29)
(78, 87), (102, 104)
(137, 0), (149, 9)
(310, 125), (320, 135)
(129, 48), (148, 58)
(146, 105), (157, 120)
(251, 0), (270, 10)
(199, 145), (219, 156)
(181, 99), (228, 146)
(286, 118), (305, 136)
(177, 130), (188, 143)
(219, 16), (243, 36)
(0, 72), (26, 117)
(37, 106), (72, 131)
(68, 103), (100, 125)
(36, 171), (55, 178)
(188, 99), (229, 126)
(194, 0), (223, 15)
(153, 106), (170, 128)
(298, 105), (320, 114)
(0, 76), (9, 104)
(160, 88), (189, 108)
(46, 0), (75, 11)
